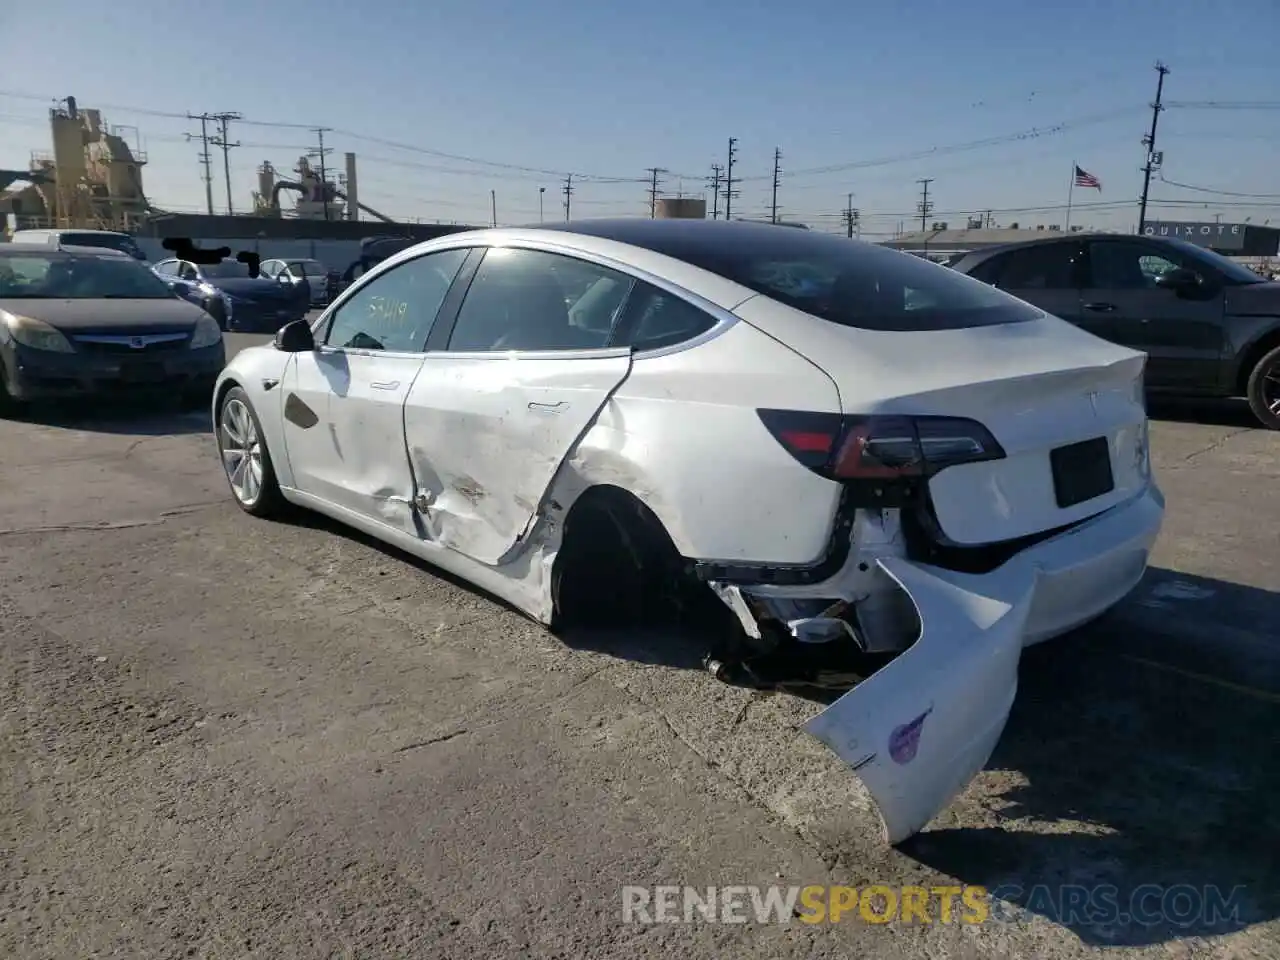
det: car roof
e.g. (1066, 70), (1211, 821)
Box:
(14, 228), (131, 237)
(1, 242), (130, 257)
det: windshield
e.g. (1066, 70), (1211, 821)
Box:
(1161, 237), (1268, 285)
(0, 252), (175, 299)
(621, 226), (1040, 331)
(61, 232), (148, 261)
(201, 260), (253, 279)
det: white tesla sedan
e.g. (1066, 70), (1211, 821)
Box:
(212, 219), (1163, 844)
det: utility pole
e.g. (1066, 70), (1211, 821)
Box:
(707, 164), (723, 220)
(1138, 62), (1170, 235)
(184, 113), (215, 215)
(208, 112), (241, 215)
(916, 178), (934, 231)
(490, 189), (497, 227)
(769, 147), (782, 224)
(539, 186), (546, 222)
(842, 193), (860, 238)
(562, 174), (573, 221)
(723, 138), (739, 221)
(311, 127), (333, 221)
(646, 167), (667, 218)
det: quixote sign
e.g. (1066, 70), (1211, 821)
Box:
(1143, 221), (1246, 251)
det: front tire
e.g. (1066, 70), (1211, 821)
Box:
(216, 386), (286, 517)
(1245, 345), (1280, 430)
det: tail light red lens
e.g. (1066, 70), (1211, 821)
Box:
(758, 409), (1005, 480)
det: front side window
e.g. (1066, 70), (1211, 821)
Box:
(324, 247), (469, 352)
(446, 248), (632, 352)
(1089, 242), (1183, 290)
(200, 260), (253, 279)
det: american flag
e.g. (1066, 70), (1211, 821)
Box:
(1074, 165), (1102, 190)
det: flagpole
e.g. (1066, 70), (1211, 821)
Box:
(1065, 161), (1075, 232)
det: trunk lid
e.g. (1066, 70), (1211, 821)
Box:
(734, 298), (1150, 545)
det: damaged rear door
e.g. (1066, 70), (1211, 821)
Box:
(804, 557), (1032, 844)
(403, 246), (637, 565)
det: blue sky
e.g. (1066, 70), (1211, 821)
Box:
(2, 0), (1277, 235)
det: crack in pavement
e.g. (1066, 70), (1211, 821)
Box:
(1181, 426), (1255, 463)
(0, 502), (225, 536)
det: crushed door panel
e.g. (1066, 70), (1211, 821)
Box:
(403, 351), (633, 565)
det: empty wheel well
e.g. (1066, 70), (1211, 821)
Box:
(1236, 327), (1280, 395)
(551, 484), (688, 626)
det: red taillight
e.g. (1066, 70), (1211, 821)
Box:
(758, 409), (1005, 480)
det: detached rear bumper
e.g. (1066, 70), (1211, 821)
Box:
(802, 482), (1164, 845)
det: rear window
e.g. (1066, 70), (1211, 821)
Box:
(60, 232), (147, 260)
(621, 228), (1042, 331)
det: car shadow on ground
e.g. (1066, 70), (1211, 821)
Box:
(5, 396), (211, 436)
(1148, 396), (1260, 429)
(901, 568), (1279, 947)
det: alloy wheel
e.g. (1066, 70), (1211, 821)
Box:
(1262, 358), (1280, 419)
(219, 397), (263, 504)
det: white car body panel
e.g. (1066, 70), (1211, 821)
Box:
(281, 347), (426, 534)
(733, 295), (1151, 545)
(212, 224), (1166, 847)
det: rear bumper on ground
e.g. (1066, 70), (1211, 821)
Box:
(2, 341), (226, 400)
(783, 483), (1164, 844)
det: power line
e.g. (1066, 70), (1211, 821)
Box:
(769, 147), (782, 224)
(1156, 175), (1280, 199)
(1138, 62), (1170, 234)
(183, 113), (215, 216)
(646, 167), (667, 218)
(208, 112), (242, 215)
(723, 138), (739, 221)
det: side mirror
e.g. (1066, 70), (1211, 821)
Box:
(273, 318), (315, 353)
(166, 280), (183, 293)
(1153, 267), (1201, 291)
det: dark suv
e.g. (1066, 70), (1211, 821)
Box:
(949, 234), (1280, 428)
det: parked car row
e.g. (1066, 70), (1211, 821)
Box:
(151, 257), (310, 332)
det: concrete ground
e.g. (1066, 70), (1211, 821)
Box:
(1, 333), (1277, 959)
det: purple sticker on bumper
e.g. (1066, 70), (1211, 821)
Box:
(888, 708), (932, 765)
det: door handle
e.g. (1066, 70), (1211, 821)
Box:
(1083, 302), (1117, 312)
(529, 400), (568, 413)
(369, 380), (400, 391)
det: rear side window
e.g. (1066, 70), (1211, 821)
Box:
(614, 283), (716, 351)
(986, 244), (1079, 290)
(617, 228), (1041, 331)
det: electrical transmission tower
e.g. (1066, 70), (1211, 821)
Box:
(185, 113), (215, 215)
(208, 112), (242, 215)
(707, 164), (723, 220)
(769, 147), (782, 224)
(646, 167), (667, 218)
(841, 193), (860, 238)
(916, 178), (934, 231)
(723, 138), (740, 221)
(562, 174), (574, 221)
(1138, 62), (1170, 234)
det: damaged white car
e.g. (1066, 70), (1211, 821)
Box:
(212, 219), (1164, 844)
